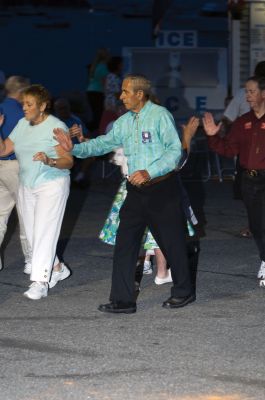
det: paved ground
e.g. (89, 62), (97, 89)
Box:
(0, 170), (264, 400)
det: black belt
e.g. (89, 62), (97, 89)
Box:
(0, 158), (16, 161)
(244, 169), (265, 177)
(144, 171), (175, 186)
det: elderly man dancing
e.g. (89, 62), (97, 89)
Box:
(55, 74), (199, 314)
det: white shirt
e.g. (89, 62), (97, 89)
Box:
(223, 88), (250, 122)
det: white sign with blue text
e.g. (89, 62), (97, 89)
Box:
(123, 47), (227, 123)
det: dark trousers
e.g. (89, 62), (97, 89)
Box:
(109, 173), (192, 304)
(135, 240), (200, 296)
(233, 157), (243, 200)
(241, 172), (265, 261)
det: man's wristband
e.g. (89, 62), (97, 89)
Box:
(48, 158), (57, 167)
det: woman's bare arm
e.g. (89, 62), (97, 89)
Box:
(0, 137), (15, 157)
(182, 116), (200, 151)
(0, 114), (15, 156)
(33, 144), (73, 169)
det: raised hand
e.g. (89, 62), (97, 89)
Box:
(181, 116), (200, 151)
(202, 112), (222, 136)
(53, 128), (73, 152)
(69, 124), (86, 143)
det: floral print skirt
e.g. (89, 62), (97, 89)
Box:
(99, 179), (194, 249)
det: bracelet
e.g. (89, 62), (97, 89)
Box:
(49, 158), (57, 167)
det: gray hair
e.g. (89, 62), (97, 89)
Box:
(124, 74), (152, 98)
(5, 75), (30, 96)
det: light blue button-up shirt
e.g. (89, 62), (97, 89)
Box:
(72, 101), (182, 179)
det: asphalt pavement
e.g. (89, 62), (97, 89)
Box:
(0, 167), (264, 400)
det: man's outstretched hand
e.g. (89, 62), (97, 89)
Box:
(53, 128), (73, 152)
(202, 112), (222, 136)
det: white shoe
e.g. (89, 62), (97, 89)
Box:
(23, 263), (32, 275)
(259, 279), (265, 287)
(257, 260), (265, 279)
(154, 269), (173, 285)
(49, 263), (71, 289)
(143, 260), (153, 275)
(24, 282), (48, 300)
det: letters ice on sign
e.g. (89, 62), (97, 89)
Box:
(122, 46), (227, 121)
(156, 31), (197, 48)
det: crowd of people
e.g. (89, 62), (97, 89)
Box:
(0, 54), (265, 310)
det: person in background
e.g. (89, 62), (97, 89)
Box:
(99, 56), (123, 134)
(86, 48), (110, 134)
(0, 75), (31, 271)
(0, 84), (73, 299)
(53, 97), (91, 186)
(222, 61), (265, 238)
(53, 97), (88, 140)
(203, 75), (265, 288)
(0, 69), (5, 101)
(54, 74), (198, 313)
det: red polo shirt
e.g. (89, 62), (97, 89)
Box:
(208, 110), (265, 170)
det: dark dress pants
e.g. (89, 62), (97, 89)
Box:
(241, 172), (265, 261)
(109, 173), (192, 304)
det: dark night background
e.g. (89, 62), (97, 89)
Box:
(0, 0), (228, 95)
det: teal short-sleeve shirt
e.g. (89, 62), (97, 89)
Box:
(9, 115), (70, 188)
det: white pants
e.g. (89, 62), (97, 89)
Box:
(0, 160), (30, 263)
(18, 176), (70, 282)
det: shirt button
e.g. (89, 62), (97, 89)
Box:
(44, 275), (47, 278)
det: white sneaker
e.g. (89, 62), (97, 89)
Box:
(154, 269), (173, 285)
(23, 263), (32, 275)
(24, 282), (48, 300)
(257, 261), (265, 279)
(49, 263), (71, 289)
(259, 279), (265, 287)
(143, 260), (153, 275)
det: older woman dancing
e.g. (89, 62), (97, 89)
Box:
(0, 84), (73, 299)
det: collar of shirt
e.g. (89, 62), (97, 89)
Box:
(128, 100), (152, 119)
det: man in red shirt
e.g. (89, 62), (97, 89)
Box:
(203, 75), (265, 287)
